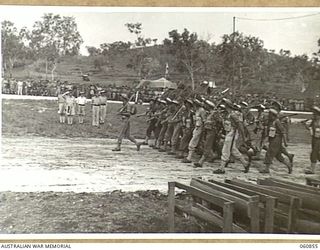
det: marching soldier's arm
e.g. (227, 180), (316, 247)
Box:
(275, 119), (287, 146)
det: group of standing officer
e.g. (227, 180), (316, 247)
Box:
(57, 89), (108, 126)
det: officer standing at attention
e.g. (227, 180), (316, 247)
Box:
(76, 91), (87, 124)
(91, 91), (100, 127)
(99, 90), (108, 124)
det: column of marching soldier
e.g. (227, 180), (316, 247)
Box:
(56, 88), (320, 175)
(139, 95), (320, 175)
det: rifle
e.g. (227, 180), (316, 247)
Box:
(117, 94), (136, 114)
(279, 113), (298, 120)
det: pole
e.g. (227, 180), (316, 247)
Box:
(232, 17), (236, 90)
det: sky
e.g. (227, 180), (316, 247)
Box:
(1, 6), (320, 57)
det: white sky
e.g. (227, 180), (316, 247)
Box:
(0, 6), (320, 57)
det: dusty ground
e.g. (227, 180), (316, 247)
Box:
(1, 97), (319, 233)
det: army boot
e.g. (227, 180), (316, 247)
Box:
(112, 142), (121, 151)
(305, 163), (316, 174)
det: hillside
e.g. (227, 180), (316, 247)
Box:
(6, 45), (320, 99)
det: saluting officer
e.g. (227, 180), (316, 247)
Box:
(76, 91), (86, 124)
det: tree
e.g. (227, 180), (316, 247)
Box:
(125, 23), (153, 78)
(29, 13), (83, 80)
(164, 28), (212, 90)
(216, 32), (264, 89)
(86, 46), (101, 56)
(1, 21), (31, 77)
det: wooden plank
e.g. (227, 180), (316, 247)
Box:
(190, 180), (249, 212)
(270, 177), (320, 192)
(258, 184), (320, 211)
(305, 176), (320, 187)
(260, 178), (320, 197)
(174, 182), (232, 208)
(168, 182), (175, 233)
(228, 179), (295, 204)
(295, 219), (320, 234)
(195, 178), (258, 202)
(224, 179), (275, 203)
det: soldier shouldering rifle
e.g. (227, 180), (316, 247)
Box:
(112, 94), (143, 152)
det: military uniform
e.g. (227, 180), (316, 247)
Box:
(91, 94), (100, 127)
(99, 92), (108, 124)
(144, 100), (159, 145)
(175, 101), (194, 159)
(65, 94), (76, 125)
(57, 91), (68, 123)
(112, 100), (141, 151)
(260, 109), (292, 174)
(305, 107), (320, 174)
(194, 103), (223, 167)
(169, 103), (184, 154)
(76, 93), (86, 124)
(182, 100), (206, 163)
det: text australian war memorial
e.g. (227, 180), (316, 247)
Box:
(1, 10), (320, 234)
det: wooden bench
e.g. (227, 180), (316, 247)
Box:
(226, 179), (301, 233)
(221, 179), (276, 233)
(168, 181), (245, 233)
(257, 178), (320, 233)
(191, 178), (260, 233)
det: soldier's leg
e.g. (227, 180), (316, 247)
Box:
(112, 120), (128, 151)
(232, 146), (250, 173)
(260, 138), (281, 173)
(194, 130), (215, 167)
(156, 123), (167, 149)
(213, 136), (232, 174)
(126, 122), (142, 151)
(305, 138), (320, 174)
(275, 152), (292, 174)
(170, 123), (182, 154)
(176, 128), (192, 159)
(281, 145), (294, 164)
(183, 127), (202, 163)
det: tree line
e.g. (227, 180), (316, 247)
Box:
(2, 15), (320, 95)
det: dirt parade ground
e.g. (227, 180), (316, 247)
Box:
(1, 98), (320, 233)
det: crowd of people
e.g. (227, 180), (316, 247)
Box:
(1, 78), (162, 103)
(112, 84), (319, 176)
(2, 78), (318, 111)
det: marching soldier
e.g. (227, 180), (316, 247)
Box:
(91, 91), (100, 127)
(112, 95), (142, 152)
(99, 90), (108, 124)
(213, 99), (250, 174)
(168, 100), (185, 155)
(194, 100), (223, 168)
(76, 91), (87, 124)
(259, 108), (293, 174)
(160, 99), (180, 152)
(182, 99), (206, 163)
(175, 99), (194, 159)
(155, 99), (170, 149)
(304, 106), (320, 174)
(143, 99), (158, 146)
(152, 99), (167, 148)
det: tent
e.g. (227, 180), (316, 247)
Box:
(141, 77), (177, 89)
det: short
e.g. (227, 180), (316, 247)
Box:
(78, 105), (85, 116)
(58, 103), (65, 114)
